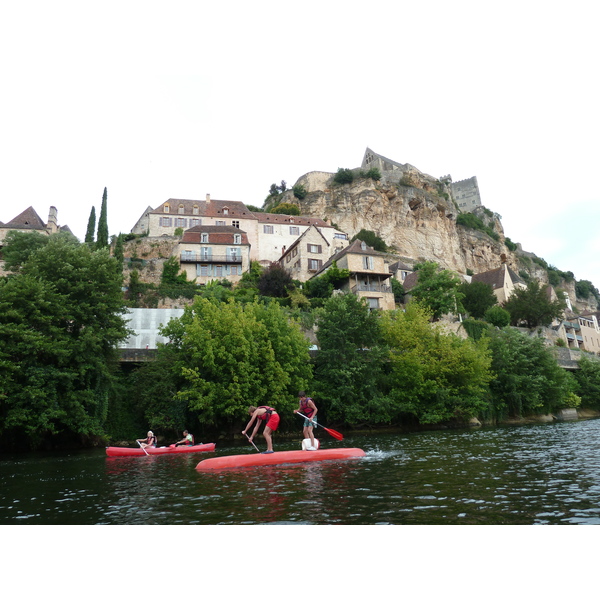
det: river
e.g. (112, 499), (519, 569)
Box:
(2, 418), (600, 525)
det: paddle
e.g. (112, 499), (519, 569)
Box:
(296, 413), (344, 441)
(137, 440), (149, 456)
(244, 433), (260, 453)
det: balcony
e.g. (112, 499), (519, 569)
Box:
(180, 253), (242, 264)
(351, 282), (392, 294)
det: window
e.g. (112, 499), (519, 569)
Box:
(307, 244), (322, 253)
(234, 234), (241, 244)
(163, 204), (170, 213)
(200, 265), (208, 276)
(367, 298), (379, 310)
(264, 225), (274, 234)
(160, 217), (172, 227)
(363, 256), (374, 270)
(190, 218), (201, 227)
(193, 205), (199, 215)
(215, 265), (223, 277)
(308, 259), (322, 271)
(232, 220), (240, 228)
(223, 208), (229, 215)
(290, 226), (300, 235)
(201, 247), (211, 260)
(201, 233), (209, 243)
(178, 204), (185, 214)
(175, 218), (187, 228)
(215, 220), (226, 226)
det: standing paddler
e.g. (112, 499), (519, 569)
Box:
(294, 391), (318, 450)
(242, 405), (279, 454)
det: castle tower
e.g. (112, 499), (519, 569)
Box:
(47, 206), (58, 234)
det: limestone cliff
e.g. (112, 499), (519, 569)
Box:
(273, 170), (596, 312)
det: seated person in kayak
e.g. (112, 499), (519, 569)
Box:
(137, 431), (157, 449)
(294, 391), (318, 450)
(175, 430), (194, 446)
(242, 406), (279, 454)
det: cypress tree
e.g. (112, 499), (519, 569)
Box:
(84, 206), (96, 244)
(96, 187), (109, 249)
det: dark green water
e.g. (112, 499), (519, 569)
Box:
(2, 418), (600, 525)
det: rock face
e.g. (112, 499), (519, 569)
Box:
(285, 171), (511, 277)
(274, 169), (596, 312)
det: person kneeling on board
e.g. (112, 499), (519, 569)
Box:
(242, 406), (279, 454)
(294, 392), (318, 450)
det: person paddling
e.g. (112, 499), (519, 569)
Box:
(294, 391), (318, 450)
(137, 431), (157, 449)
(174, 430), (194, 447)
(242, 405), (279, 454)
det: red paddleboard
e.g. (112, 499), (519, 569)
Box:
(196, 448), (365, 471)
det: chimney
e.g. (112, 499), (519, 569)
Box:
(206, 193), (211, 204)
(47, 206), (58, 234)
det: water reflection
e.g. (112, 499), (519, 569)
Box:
(3, 420), (600, 524)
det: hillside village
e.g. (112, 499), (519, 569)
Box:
(2, 147), (600, 357)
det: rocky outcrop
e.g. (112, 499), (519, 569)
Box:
(285, 171), (512, 277)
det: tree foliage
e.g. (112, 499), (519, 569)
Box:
(313, 294), (389, 425)
(96, 187), (109, 249)
(85, 206), (96, 244)
(503, 279), (566, 328)
(1, 230), (50, 272)
(0, 235), (129, 449)
(380, 303), (493, 424)
(459, 280), (497, 319)
(350, 229), (387, 252)
(410, 262), (464, 320)
(160, 298), (312, 432)
(486, 328), (573, 418)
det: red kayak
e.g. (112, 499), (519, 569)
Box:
(106, 443), (216, 457)
(196, 448), (365, 471)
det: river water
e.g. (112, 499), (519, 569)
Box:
(2, 418), (600, 525)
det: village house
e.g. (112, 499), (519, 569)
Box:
(312, 239), (395, 311)
(0, 206), (71, 275)
(178, 225), (251, 285)
(279, 224), (348, 282)
(470, 263), (527, 304)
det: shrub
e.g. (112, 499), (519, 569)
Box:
(292, 184), (308, 200)
(333, 168), (355, 185)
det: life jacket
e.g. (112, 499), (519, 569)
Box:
(257, 406), (275, 421)
(187, 433), (195, 445)
(148, 434), (157, 447)
(300, 397), (315, 419)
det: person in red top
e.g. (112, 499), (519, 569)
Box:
(242, 405), (280, 453)
(294, 391), (318, 450)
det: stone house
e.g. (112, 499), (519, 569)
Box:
(470, 263), (527, 304)
(312, 239), (395, 311)
(178, 225), (251, 285)
(0, 206), (71, 275)
(279, 224), (348, 283)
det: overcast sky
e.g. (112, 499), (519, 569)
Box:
(1, 0), (599, 289)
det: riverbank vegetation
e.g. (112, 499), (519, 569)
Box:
(2, 231), (600, 451)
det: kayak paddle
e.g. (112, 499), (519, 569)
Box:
(137, 440), (149, 456)
(245, 433), (260, 452)
(296, 413), (344, 441)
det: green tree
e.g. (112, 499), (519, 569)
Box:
(85, 206), (96, 244)
(313, 294), (389, 426)
(486, 327), (574, 418)
(0, 230), (49, 272)
(0, 235), (129, 449)
(333, 168), (355, 185)
(270, 203), (300, 216)
(484, 305), (511, 328)
(96, 187), (109, 249)
(380, 303), (493, 425)
(350, 229), (387, 252)
(572, 356), (600, 410)
(459, 280), (497, 319)
(160, 298), (311, 431)
(258, 262), (294, 298)
(410, 262), (464, 320)
(503, 279), (566, 328)
(292, 184), (308, 199)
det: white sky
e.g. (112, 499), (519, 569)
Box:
(1, 0), (599, 289)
